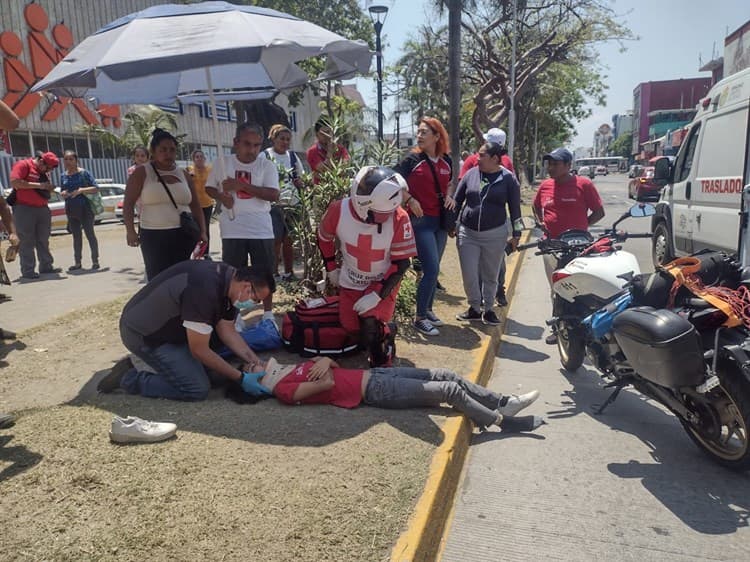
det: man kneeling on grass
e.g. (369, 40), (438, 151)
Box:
(234, 356), (544, 431)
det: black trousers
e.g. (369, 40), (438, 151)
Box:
(139, 228), (193, 280)
(202, 205), (213, 255)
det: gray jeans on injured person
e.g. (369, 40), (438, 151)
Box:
(363, 367), (505, 427)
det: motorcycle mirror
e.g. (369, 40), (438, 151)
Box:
(628, 203), (656, 218)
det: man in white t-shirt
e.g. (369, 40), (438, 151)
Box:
(206, 123), (280, 323)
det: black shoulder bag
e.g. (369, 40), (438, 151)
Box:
(424, 156), (456, 231)
(151, 163), (201, 243)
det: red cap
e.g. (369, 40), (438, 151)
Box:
(41, 152), (59, 168)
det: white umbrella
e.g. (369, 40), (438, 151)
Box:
(32, 1), (372, 214)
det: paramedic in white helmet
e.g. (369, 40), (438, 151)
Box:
(318, 166), (417, 367)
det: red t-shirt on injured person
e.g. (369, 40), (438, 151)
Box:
(272, 361), (365, 408)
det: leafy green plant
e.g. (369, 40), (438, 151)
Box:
(394, 272), (418, 324)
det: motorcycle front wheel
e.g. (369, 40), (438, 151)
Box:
(557, 321), (586, 372)
(680, 363), (750, 470)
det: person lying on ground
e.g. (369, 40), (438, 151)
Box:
(97, 261), (275, 401)
(231, 356), (545, 431)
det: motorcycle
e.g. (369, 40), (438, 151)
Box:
(518, 203), (750, 470)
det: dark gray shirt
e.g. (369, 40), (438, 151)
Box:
(454, 166), (522, 234)
(121, 260), (237, 346)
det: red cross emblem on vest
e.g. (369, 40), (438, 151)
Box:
(345, 234), (386, 273)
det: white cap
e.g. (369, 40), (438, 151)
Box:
(483, 128), (507, 146)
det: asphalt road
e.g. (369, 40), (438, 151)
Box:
(442, 173), (750, 562)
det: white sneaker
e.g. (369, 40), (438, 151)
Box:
(109, 416), (177, 444)
(496, 390), (540, 417)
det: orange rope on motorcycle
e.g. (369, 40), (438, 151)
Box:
(662, 257), (745, 328)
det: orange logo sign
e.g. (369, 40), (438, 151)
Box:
(1, 3), (120, 127)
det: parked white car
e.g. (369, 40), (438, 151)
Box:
(96, 183), (126, 222)
(49, 183), (125, 232)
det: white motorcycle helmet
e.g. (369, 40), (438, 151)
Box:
(350, 166), (407, 224)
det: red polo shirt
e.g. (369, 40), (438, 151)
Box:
(9, 158), (49, 207)
(533, 174), (603, 239)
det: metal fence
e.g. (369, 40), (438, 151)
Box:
(0, 155), (130, 188)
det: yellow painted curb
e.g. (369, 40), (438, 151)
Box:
(390, 231), (531, 562)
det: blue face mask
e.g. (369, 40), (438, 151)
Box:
(234, 299), (260, 311)
(241, 371), (272, 396)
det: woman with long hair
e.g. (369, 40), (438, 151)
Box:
(60, 150), (100, 271)
(394, 117), (455, 336)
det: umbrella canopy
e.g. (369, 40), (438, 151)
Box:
(31, 1), (372, 104)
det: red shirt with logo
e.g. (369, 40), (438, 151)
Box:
(10, 158), (49, 207)
(273, 361), (365, 408)
(395, 152), (452, 217)
(459, 152), (515, 179)
(533, 174), (603, 239)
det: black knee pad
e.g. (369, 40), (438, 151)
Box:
(360, 318), (396, 368)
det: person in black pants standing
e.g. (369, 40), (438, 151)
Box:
(123, 129), (207, 280)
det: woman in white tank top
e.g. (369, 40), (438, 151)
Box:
(123, 128), (207, 280)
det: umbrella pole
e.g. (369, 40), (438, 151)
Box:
(205, 67), (235, 220)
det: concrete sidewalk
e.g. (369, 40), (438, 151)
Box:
(1, 221), (223, 332)
(440, 250), (750, 561)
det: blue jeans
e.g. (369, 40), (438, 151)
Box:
(364, 367), (503, 427)
(412, 215), (448, 317)
(120, 323), (210, 401)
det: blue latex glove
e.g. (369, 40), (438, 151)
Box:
(241, 371), (272, 396)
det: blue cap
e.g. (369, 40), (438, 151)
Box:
(543, 148), (573, 163)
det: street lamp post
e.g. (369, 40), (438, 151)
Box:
(368, 2), (389, 143)
(508, 0), (518, 159)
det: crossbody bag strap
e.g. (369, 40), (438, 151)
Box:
(152, 162), (178, 210)
(423, 155), (443, 201)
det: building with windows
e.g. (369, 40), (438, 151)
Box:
(611, 111), (633, 140)
(631, 78), (711, 159)
(0, 0), (320, 185)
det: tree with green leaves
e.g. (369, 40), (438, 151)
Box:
(609, 131), (633, 159)
(393, 0), (634, 183)
(78, 105), (182, 158)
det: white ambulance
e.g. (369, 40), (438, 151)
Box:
(651, 66), (750, 266)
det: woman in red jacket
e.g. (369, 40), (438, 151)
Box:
(394, 117), (455, 336)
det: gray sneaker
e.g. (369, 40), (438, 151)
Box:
(425, 311), (444, 327)
(414, 318), (439, 336)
